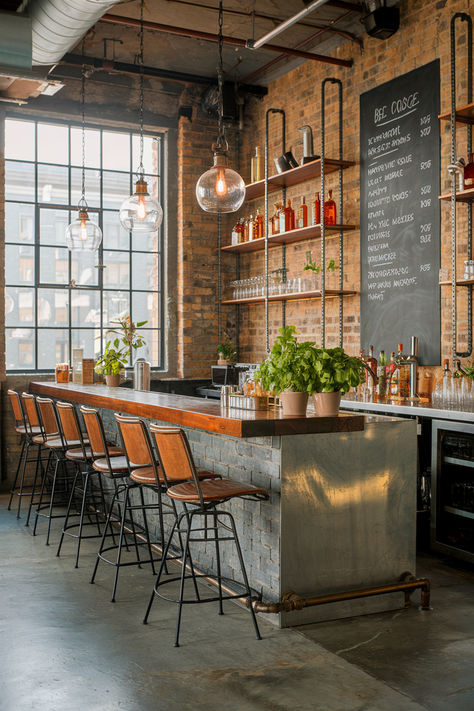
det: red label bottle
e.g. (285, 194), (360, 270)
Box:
(324, 189), (337, 225)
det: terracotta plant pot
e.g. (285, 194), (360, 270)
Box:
(279, 391), (308, 417)
(217, 358), (228, 366)
(105, 373), (121, 387)
(312, 391), (342, 417)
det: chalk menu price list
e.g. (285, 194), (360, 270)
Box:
(360, 60), (441, 365)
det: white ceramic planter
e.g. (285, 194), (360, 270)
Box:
(279, 391), (308, 417)
(312, 391), (342, 417)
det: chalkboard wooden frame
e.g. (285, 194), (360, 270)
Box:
(360, 60), (441, 365)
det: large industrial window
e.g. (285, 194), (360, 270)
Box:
(4, 117), (164, 371)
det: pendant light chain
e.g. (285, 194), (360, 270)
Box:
(215, 0), (227, 153)
(138, 0), (145, 177)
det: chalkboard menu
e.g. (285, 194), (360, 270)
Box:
(360, 60), (441, 365)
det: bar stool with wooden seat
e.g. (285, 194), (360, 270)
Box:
(114, 414), (222, 582)
(144, 425), (269, 647)
(21, 392), (52, 527)
(81, 406), (160, 603)
(32, 396), (75, 545)
(6, 389), (42, 519)
(55, 401), (123, 568)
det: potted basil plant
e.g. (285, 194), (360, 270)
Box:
(254, 326), (317, 416)
(94, 340), (128, 387)
(310, 347), (366, 416)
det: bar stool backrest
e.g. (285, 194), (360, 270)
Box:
(56, 401), (89, 459)
(114, 414), (155, 471)
(36, 397), (59, 438)
(80, 406), (113, 466)
(8, 389), (25, 429)
(149, 425), (203, 502)
(21, 393), (40, 429)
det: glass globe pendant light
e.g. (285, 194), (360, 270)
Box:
(66, 64), (102, 252)
(195, 0), (245, 213)
(120, 0), (163, 234)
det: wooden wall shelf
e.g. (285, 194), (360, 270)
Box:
(439, 186), (474, 203)
(245, 158), (355, 201)
(439, 102), (474, 125)
(221, 223), (358, 255)
(439, 278), (474, 287)
(222, 289), (357, 306)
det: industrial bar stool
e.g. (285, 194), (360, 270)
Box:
(114, 414), (221, 582)
(32, 396), (74, 545)
(81, 406), (160, 603)
(21, 392), (51, 527)
(55, 401), (123, 568)
(144, 425), (269, 647)
(6, 389), (42, 519)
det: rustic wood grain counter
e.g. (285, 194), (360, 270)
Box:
(29, 381), (364, 438)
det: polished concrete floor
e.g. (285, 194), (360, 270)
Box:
(1, 493), (473, 711)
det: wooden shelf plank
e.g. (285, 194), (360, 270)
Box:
(245, 158), (355, 201)
(439, 186), (474, 203)
(439, 102), (474, 125)
(439, 278), (474, 287)
(221, 223), (358, 255)
(222, 289), (358, 306)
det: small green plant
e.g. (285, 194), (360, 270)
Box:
(94, 340), (128, 376)
(254, 325), (317, 394)
(106, 315), (148, 365)
(310, 347), (365, 394)
(327, 259), (339, 272)
(217, 336), (237, 363)
(303, 251), (321, 274)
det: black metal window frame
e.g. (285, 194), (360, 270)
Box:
(4, 115), (165, 373)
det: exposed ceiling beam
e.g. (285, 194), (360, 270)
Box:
(248, 0), (332, 50)
(100, 13), (353, 68)
(57, 53), (268, 95)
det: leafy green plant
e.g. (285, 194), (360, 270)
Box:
(217, 336), (237, 363)
(310, 347), (365, 394)
(303, 251), (321, 274)
(327, 259), (339, 272)
(94, 340), (128, 376)
(254, 325), (317, 394)
(106, 315), (148, 365)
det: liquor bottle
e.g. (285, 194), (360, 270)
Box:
(287, 199), (296, 231)
(442, 358), (452, 405)
(377, 350), (387, 398)
(250, 146), (263, 183)
(366, 345), (377, 394)
(272, 203), (280, 235)
(253, 209), (264, 240)
(248, 214), (254, 241)
(464, 152), (474, 187)
(297, 196), (308, 228)
(279, 203), (287, 234)
(312, 192), (321, 225)
(231, 220), (240, 245)
(241, 217), (248, 242)
(324, 189), (337, 225)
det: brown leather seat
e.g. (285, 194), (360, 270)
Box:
(92, 455), (129, 474)
(16, 425), (41, 435)
(167, 477), (268, 503)
(129, 466), (161, 485)
(65, 444), (122, 462)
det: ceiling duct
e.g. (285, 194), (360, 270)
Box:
(30, 0), (119, 66)
(0, 11), (32, 70)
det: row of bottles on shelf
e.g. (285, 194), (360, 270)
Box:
(230, 191), (337, 245)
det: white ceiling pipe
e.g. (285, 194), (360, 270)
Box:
(30, 0), (119, 66)
(247, 0), (332, 50)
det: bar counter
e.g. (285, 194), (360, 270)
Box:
(29, 381), (365, 438)
(341, 393), (474, 422)
(29, 380), (417, 627)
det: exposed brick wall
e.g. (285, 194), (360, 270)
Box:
(225, 0), (474, 376)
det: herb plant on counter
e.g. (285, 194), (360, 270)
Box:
(217, 336), (237, 364)
(254, 325), (317, 395)
(94, 340), (128, 376)
(106, 316), (148, 365)
(310, 347), (365, 394)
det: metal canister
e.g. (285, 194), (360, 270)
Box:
(133, 358), (151, 391)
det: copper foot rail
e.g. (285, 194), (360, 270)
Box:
(249, 571), (431, 614)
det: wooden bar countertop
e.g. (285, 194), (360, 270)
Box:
(29, 381), (365, 439)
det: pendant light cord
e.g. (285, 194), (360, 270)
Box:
(138, 0), (145, 176)
(215, 0), (227, 153)
(80, 41), (87, 210)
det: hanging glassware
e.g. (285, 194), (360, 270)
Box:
(66, 63), (102, 252)
(120, 0), (163, 234)
(195, 0), (245, 213)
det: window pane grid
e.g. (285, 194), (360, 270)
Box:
(5, 117), (164, 372)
